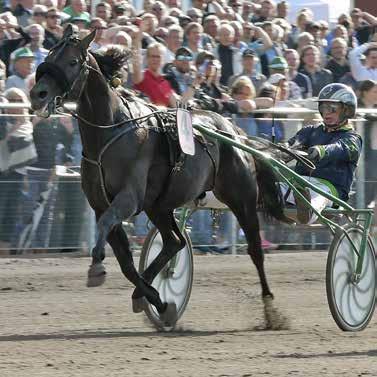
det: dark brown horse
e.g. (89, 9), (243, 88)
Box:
(30, 25), (292, 328)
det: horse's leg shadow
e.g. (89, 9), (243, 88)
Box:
(131, 209), (186, 316)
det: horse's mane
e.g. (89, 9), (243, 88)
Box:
(91, 45), (131, 81)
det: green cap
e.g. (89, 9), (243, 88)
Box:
(269, 56), (288, 70)
(70, 13), (91, 25)
(12, 47), (34, 61)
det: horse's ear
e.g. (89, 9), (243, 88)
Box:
(80, 29), (96, 52)
(62, 23), (75, 39)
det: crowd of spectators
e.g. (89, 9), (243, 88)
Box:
(1, 0), (377, 251)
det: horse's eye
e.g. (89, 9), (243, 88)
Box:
(70, 59), (79, 66)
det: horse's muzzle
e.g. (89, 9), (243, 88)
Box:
(30, 73), (62, 117)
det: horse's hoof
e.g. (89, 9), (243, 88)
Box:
(159, 302), (178, 327)
(132, 297), (148, 313)
(87, 263), (106, 287)
(262, 296), (290, 330)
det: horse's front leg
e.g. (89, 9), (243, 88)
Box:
(86, 189), (139, 287)
(86, 209), (111, 287)
(86, 190), (178, 325)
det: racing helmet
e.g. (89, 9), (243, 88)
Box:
(317, 83), (357, 127)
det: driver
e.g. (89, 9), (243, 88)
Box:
(282, 83), (362, 224)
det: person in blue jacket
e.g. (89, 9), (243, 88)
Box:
(283, 83), (362, 224)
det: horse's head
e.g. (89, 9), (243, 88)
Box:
(30, 24), (95, 117)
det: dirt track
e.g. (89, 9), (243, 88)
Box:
(0, 252), (376, 377)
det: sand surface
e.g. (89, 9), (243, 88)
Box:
(0, 252), (376, 377)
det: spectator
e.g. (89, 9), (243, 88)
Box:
(358, 80), (377, 207)
(70, 14), (90, 31)
(26, 24), (49, 70)
(112, 31), (131, 48)
(132, 27), (197, 107)
(63, 0), (90, 25)
(289, 10), (313, 47)
(0, 15), (31, 75)
(230, 20), (247, 51)
(284, 49), (312, 98)
(6, 47), (34, 93)
(0, 88), (37, 249)
(151, 1), (167, 26)
(164, 25), (184, 64)
(183, 22), (203, 60)
(163, 47), (196, 95)
(213, 23), (239, 86)
(268, 56), (302, 99)
(160, 16), (178, 28)
(187, 8), (203, 25)
(350, 8), (377, 45)
(195, 51), (226, 100)
(141, 13), (159, 48)
(325, 38), (350, 83)
(267, 73), (289, 100)
(9, 0), (33, 27)
(154, 27), (168, 44)
(251, 0), (276, 23)
(88, 18), (107, 51)
(296, 31), (314, 55)
(299, 45), (333, 96)
(31, 4), (48, 26)
(202, 15), (220, 49)
(95, 2), (112, 23)
(228, 48), (266, 94)
(228, 75), (272, 134)
(0, 59), (6, 92)
(43, 7), (63, 50)
(276, 1), (288, 20)
(349, 42), (377, 82)
(260, 21), (284, 76)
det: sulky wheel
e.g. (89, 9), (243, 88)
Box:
(326, 224), (376, 331)
(138, 227), (194, 331)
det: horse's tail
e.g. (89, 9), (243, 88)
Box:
(254, 156), (294, 224)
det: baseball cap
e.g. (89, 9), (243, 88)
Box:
(175, 47), (193, 61)
(267, 73), (286, 85)
(70, 13), (90, 25)
(268, 56), (288, 70)
(242, 48), (256, 58)
(306, 21), (320, 30)
(11, 47), (34, 61)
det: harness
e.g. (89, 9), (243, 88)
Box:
(36, 36), (217, 208)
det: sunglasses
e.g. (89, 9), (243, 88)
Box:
(319, 103), (341, 113)
(47, 14), (60, 19)
(34, 12), (46, 17)
(176, 55), (193, 61)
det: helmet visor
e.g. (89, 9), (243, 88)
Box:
(319, 102), (342, 114)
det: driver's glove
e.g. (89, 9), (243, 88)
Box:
(307, 146), (324, 162)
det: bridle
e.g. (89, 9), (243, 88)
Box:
(36, 36), (167, 128)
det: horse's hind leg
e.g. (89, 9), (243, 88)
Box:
(236, 211), (272, 297)
(131, 209), (186, 304)
(235, 208), (289, 329)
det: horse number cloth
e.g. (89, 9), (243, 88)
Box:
(176, 108), (195, 156)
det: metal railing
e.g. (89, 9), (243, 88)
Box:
(0, 104), (376, 254)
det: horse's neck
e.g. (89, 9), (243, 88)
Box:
(77, 69), (117, 158)
(79, 69), (114, 123)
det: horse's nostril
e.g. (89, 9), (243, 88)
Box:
(39, 91), (48, 100)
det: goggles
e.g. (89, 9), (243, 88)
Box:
(176, 55), (193, 61)
(319, 102), (341, 114)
